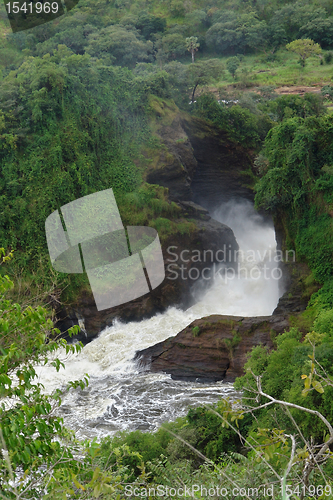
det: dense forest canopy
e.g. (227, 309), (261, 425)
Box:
(1, 0), (333, 265)
(3, 0), (333, 68)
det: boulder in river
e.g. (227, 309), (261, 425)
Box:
(135, 314), (290, 382)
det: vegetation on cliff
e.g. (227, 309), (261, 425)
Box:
(1, 0), (333, 496)
(2, 0), (333, 289)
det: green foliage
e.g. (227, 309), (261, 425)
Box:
(255, 114), (333, 294)
(205, 10), (267, 55)
(0, 267), (87, 484)
(4, 0), (333, 70)
(321, 84), (333, 99)
(192, 325), (200, 337)
(0, 265), (154, 497)
(271, 3), (333, 48)
(193, 93), (273, 149)
(86, 25), (153, 67)
(313, 308), (333, 338)
(186, 401), (251, 462)
(98, 416), (204, 479)
(134, 11), (166, 40)
(100, 429), (171, 480)
(226, 56), (240, 79)
(0, 47), (147, 267)
(169, 0), (185, 18)
(155, 32), (187, 62)
(235, 325), (333, 443)
(286, 38), (322, 67)
(309, 277), (333, 310)
(324, 50), (333, 63)
(98, 401), (250, 477)
(262, 93), (326, 121)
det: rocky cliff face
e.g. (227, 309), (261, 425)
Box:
(56, 110), (254, 340)
(145, 112), (254, 207)
(56, 201), (238, 340)
(135, 314), (289, 382)
(135, 260), (316, 381)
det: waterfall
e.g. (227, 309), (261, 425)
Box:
(35, 199), (282, 439)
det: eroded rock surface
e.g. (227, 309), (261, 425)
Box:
(135, 314), (290, 382)
(56, 203), (238, 340)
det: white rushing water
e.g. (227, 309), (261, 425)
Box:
(35, 199), (282, 439)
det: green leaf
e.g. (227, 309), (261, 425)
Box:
(312, 380), (324, 393)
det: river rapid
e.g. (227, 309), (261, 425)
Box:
(35, 199), (282, 440)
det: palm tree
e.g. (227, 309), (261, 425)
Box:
(186, 36), (200, 63)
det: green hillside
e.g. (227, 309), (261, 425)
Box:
(1, 0), (333, 497)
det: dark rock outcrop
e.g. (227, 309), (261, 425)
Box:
(182, 115), (254, 209)
(135, 314), (290, 382)
(135, 261), (317, 382)
(146, 114), (197, 201)
(145, 112), (255, 207)
(56, 203), (238, 340)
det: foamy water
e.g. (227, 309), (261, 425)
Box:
(34, 200), (281, 439)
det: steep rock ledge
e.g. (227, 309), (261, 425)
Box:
(145, 111), (254, 207)
(56, 203), (238, 340)
(135, 315), (289, 382)
(182, 115), (255, 208)
(135, 262), (316, 382)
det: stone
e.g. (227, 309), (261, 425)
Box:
(56, 205), (239, 340)
(135, 314), (291, 382)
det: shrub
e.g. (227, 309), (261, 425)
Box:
(192, 326), (200, 337)
(324, 51), (333, 64)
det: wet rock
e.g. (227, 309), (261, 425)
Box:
(146, 114), (197, 201)
(56, 206), (238, 340)
(182, 115), (255, 209)
(135, 314), (290, 382)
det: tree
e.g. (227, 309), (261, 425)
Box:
(184, 10), (208, 34)
(87, 25), (153, 67)
(286, 38), (322, 67)
(155, 33), (187, 64)
(169, 0), (185, 18)
(134, 11), (166, 40)
(205, 11), (267, 56)
(0, 248), (85, 487)
(226, 56), (240, 79)
(186, 59), (223, 102)
(186, 36), (200, 63)
(205, 16), (241, 55)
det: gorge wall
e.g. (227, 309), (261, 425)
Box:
(56, 110), (251, 339)
(57, 107), (311, 352)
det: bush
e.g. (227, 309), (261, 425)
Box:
(0, 254), (89, 492)
(192, 326), (200, 337)
(235, 326), (333, 442)
(324, 51), (333, 64)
